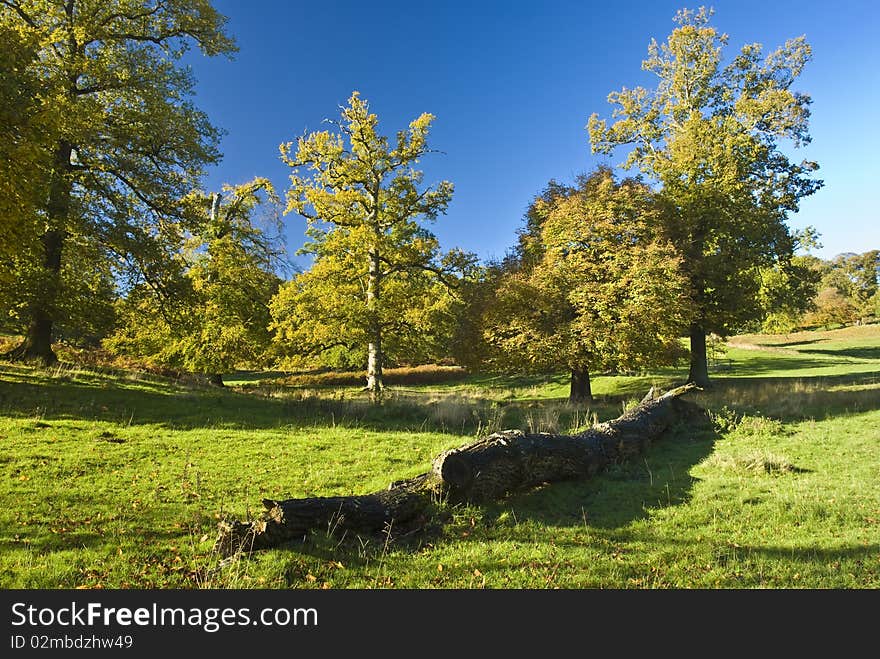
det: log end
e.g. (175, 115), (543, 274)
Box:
(213, 519), (259, 558)
(434, 450), (473, 490)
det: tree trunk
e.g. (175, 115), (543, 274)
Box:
(208, 374), (225, 387)
(688, 322), (710, 387)
(5, 230), (65, 365)
(366, 337), (382, 398)
(6, 143), (72, 366)
(214, 384), (701, 556)
(569, 367), (592, 403)
(365, 248), (383, 400)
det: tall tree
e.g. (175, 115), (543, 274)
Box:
(482, 168), (690, 403)
(588, 7), (822, 386)
(277, 92), (461, 398)
(813, 250), (879, 326)
(1, 0), (235, 364)
(106, 178), (284, 384)
(448, 182), (573, 376)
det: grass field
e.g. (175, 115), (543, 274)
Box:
(1, 325), (878, 588)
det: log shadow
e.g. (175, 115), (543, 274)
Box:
(259, 415), (719, 573)
(482, 417), (719, 531)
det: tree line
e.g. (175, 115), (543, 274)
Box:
(4, 3), (870, 401)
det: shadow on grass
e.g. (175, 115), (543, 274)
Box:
(224, 370), (290, 384)
(272, 415), (720, 572)
(0, 500), (200, 555)
(0, 364), (492, 435)
(444, 535), (880, 589)
(769, 338), (824, 348)
(720, 353), (853, 375)
(485, 415), (719, 531)
(799, 347), (880, 360)
(2, 358), (878, 439)
(0, 362), (664, 435)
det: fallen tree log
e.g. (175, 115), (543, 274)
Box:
(214, 384), (701, 556)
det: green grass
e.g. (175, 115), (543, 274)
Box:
(1, 325), (878, 588)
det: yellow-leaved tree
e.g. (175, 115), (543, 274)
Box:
(481, 167), (691, 402)
(273, 92), (474, 399)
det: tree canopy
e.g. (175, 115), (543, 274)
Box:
(106, 178), (283, 383)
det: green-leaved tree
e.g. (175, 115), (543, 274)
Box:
(588, 7), (822, 386)
(0, 21), (50, 276)
(106, 179), (283, 384)
(1, 0), (236, 364)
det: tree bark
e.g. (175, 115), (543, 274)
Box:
(214, 384), (701, 556)
(208, 374), (225, 387)
(688, 322), (710, 388)
(569, 367), (592, 403)
(365, 247), (383, 400)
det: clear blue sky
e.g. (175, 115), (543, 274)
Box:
(184, 0), (880, 269)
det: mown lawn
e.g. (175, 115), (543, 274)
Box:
(0, 325), (878, 588)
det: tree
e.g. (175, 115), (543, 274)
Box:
(757, 254), (821, 333)
(803, 287), (857, 328)
(482, 168), (691, 403)
(1, 0), (235, 364)
(841, 250), (878, 323)
(106, 178), (284, 384)
(589, 7), (822, 386)
(276, 92), (465, 398)
(853, 250), (880, 323)
(814, 250), (879, 325)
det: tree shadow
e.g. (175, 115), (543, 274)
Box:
(720, 353), (851, 375)
(769, 338), (824, 347)
(0, 362), (692, 435)
(0, 491), (200, 555)
(440, 534), (880, 589)
(224, 370), (290, 384)
(0, 364), (496, 435)
(799, 347), (880, 360)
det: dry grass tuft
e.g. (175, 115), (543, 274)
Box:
(703, 450), (803, 475)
